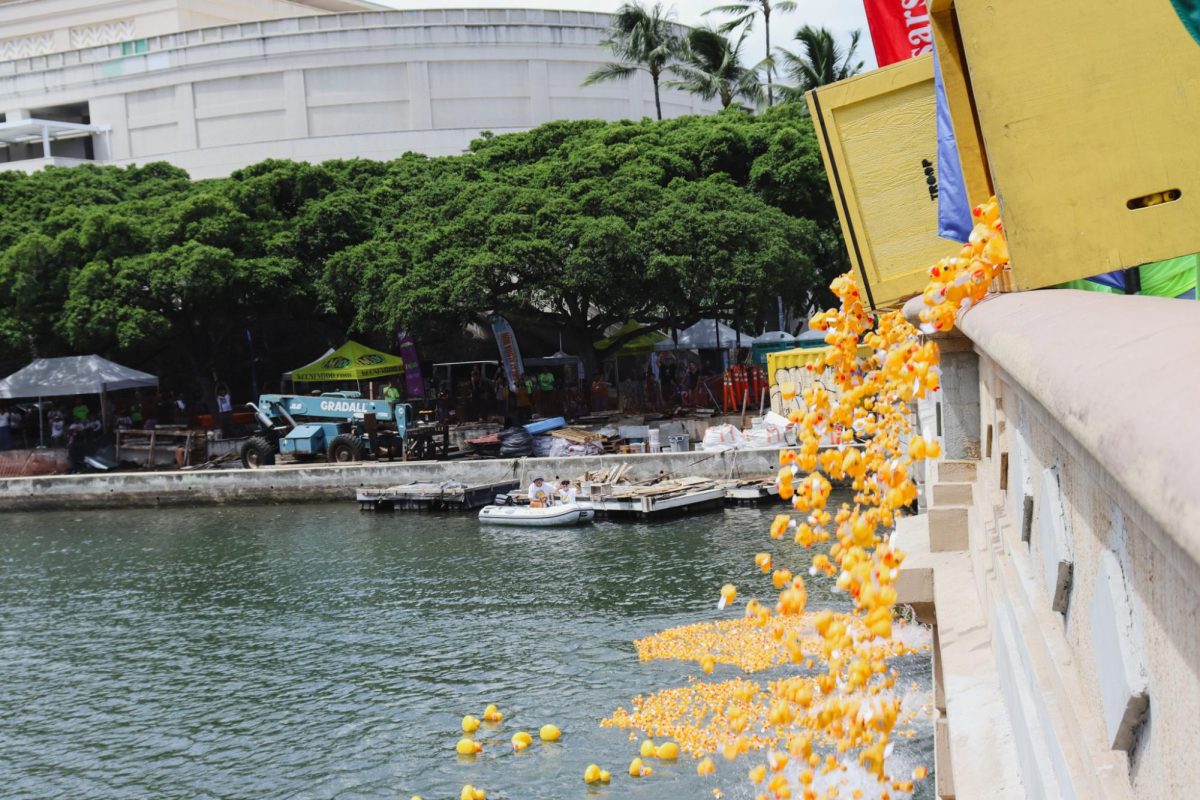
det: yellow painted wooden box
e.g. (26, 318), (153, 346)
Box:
(806, 55), (961, 310)
(932, 0), (1200, 289)
(767, 346), (872, 416)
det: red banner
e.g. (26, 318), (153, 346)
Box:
(862, 0), (933, 67)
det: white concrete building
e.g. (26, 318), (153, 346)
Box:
(0, 0), (719, 177)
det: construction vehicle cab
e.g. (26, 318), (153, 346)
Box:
(241, 391), (417, 469)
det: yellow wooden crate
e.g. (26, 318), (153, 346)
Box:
(806, 55), (961, 310)
(933, 0), (1200, 289)
(767, 346), (873, 416)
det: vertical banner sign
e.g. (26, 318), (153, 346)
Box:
(490, 316), (525, 391)
(933, 41), (972, 243)
(862, 0), (932, 67)
(396, 332), (425, 399)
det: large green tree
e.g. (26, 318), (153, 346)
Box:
(583, 2), (682, 120)
(0, 106), (844, 397)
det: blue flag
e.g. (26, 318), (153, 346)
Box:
(491, 316), (525, 392)
(933, 41), (973, 243)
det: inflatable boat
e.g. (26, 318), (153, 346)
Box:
(478, 502), (593, 527)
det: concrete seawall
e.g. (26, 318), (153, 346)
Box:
(0, 449), (781, 512)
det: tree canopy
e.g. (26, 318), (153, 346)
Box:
(0, 104), (844, 398)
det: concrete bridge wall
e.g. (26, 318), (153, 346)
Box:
(900, 290), (1200, 798)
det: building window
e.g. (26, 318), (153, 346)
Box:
(120, 39), (149, 56)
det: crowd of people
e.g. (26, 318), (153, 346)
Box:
(0, 388), (209, 453)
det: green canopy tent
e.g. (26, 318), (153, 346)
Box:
(284, 341), (407, 387)
(594, 321), (668, 357)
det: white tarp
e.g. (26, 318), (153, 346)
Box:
(654, 320), (753, 351)
(752, 330), (797, 345)
(0, 355), (158, 398)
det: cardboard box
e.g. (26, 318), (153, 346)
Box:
(806, 55), (961, 310)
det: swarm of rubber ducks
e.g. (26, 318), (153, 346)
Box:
(599, 199), (1004, 800)
(425, 197), (1006, 799)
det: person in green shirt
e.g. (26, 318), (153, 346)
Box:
(382, 382), (401, 404)
(71, 397), (89, 422)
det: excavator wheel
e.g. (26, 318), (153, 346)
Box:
(240, 435), (277, 469)
(327, 433), (365, 464)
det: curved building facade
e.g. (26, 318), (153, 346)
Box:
(0, 6), (721, 177)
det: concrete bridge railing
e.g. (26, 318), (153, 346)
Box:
(899, 290), (1200, 798)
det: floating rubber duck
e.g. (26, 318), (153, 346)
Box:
(461, 715), (480, 734)
(460, 786), (485, 800)
(584, 764), (602, 783)
(539, 724), (561, 742)
(699, 654), (715, 674)
(628, 757), (653, 777)
(696, 757), (716, 776)
(482, 704), (503, 723)
(717, 583), (737, 610)
(511, 731), (532, 751)
(654, 741), (679, 760)
(456, 738), (483, 756)
(639, 739), (656, 758)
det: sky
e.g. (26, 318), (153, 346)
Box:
(373, 0), (878, 71)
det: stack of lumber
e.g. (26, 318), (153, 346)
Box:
(607, 475), (715, 501)
(578, 462), (639, 485)
(547, 427), (604, 444)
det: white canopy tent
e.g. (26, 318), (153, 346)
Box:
(653, 319), (754, 352)
(0, 356), (158, 446)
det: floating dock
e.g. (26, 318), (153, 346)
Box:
(720, 478), (780, 504)
(358, 480), (517, 511)
(587, 477), (727, 519)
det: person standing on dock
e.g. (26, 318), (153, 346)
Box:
(216, 384), (233, 437)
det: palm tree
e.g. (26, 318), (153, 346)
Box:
(703, 0), (796, 107)
(582, 2), (682, 121)
(776, 25), (864, 99)
(665, 27), (763, 109)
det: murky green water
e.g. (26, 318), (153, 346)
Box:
(0, 502), (932, 799)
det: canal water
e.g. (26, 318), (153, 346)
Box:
(0, 502), (933, 799)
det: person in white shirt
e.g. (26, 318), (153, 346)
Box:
(557, 479), (577, 505)
(0, 406), (11, 451)
(527, 476), (552, 507)
(216, 384), (233, 436)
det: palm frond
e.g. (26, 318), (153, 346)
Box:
(582, 62), (640, 86)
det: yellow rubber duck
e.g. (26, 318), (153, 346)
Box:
(639, 739), (656, 758)
(583, 764), (602, 783)
(455, 738), (482, 756)
(461, 715), (480, 734)
(696, 757), (716, 776)
(654, 741), (679, 760)
(628, 757), (653, 777)
(482, 704), (503, 723)
(599, 769), (611, 783)
(718, 583), (737, 610)
(511, 731), (532, 751)
(460, 786), (485, 800)
(539, 723), (561, 742)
